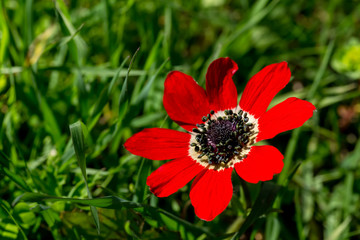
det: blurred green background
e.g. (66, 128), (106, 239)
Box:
(1, 0), (360, 239)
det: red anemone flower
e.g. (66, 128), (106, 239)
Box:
(124, 57), (315, 221)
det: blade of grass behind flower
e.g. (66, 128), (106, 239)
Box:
(118, 47), (139, 110)
(118, 53), (169, 132)
(231, 182), (281, 240)
(133, 57), (169, 105)
(110, 48), (140, 153)
(131, 32), (163, 101)
(307, 39), (335, 99)
(132, 158), (151, 203)
(121, 56), (169, 131)
(163, 6), (171, 59)
(87, 56), (129, 131)
(69, 121), (100, 234)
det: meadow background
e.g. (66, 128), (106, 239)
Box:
(1, 0), (360, 239)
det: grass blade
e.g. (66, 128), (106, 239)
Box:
(231, 182), (281, 239)
(87, 56), (129, 130)
(69, 121), (100, 234)
(133, 57), (169, 105)
(55, 0), (87, 65)
(0, 151), (31, 192)
(307, 40), (335, 99)
(0, 1), (9, 66)
(118, 47), (140, 110)
(110, 47), (140, 153)
(15, 192), (141, 209)
(0, 199), (28, 240)
(132, 158), (151, 203)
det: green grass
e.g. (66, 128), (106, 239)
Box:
(1, 0), (360, 239)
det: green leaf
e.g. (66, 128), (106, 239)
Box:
(69, 121), (100, 234)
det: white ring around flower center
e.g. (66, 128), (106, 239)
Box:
(188, 106), (259, 171)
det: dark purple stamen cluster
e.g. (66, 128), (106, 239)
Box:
(191, 109), (255, 165)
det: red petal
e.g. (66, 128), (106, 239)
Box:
(257, 97), (316, 141)
(163, 71), (210, 131)
(124, 128), (190, 160)
(190, 168), (233, 221)
(240, 62), (291, 118)
(206, 57), (239, 111)
(147, 157), (204, 197)
(235, 146), (284, 184)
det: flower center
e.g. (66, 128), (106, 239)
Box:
(190, 109), (257, 167)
